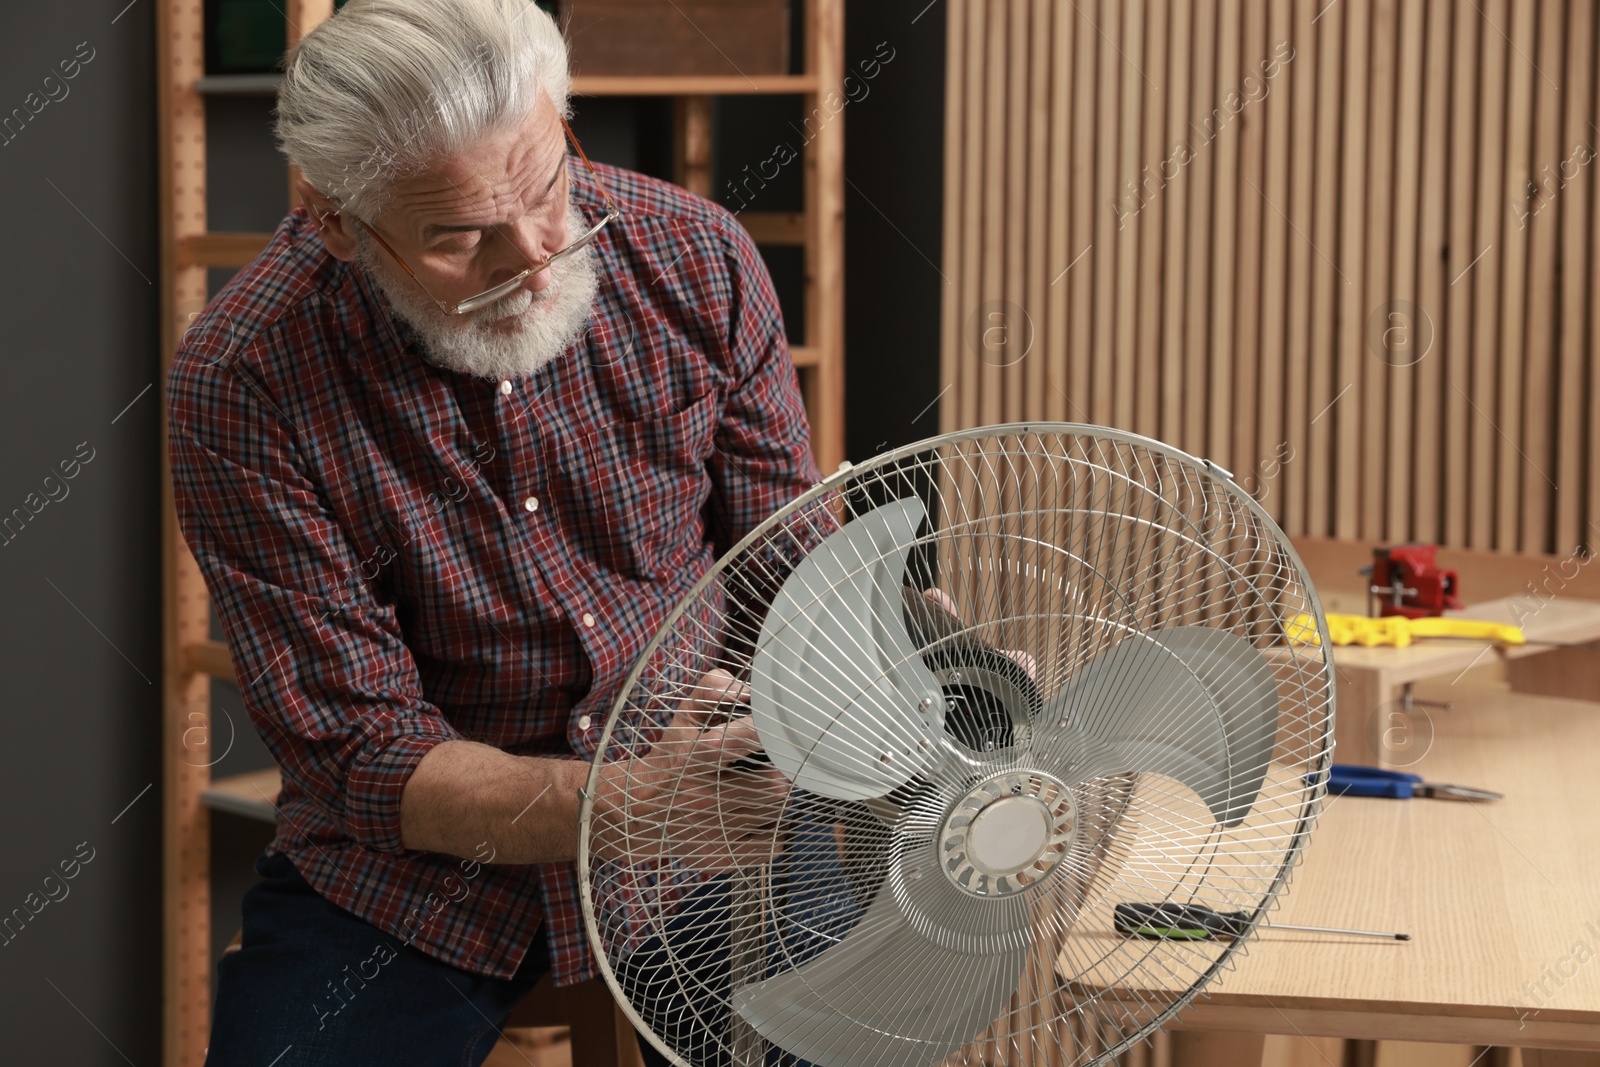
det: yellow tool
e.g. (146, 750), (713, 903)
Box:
(1287, 612), (1526, 649)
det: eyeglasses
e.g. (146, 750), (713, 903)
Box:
(344, 115), (619, 316)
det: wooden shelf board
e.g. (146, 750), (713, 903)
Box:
(573, 74), (817, 96)
(183, 638), (239, 685)
(194, 74), (283, 95)
(738, 210), (806, 245)
(199, 768), (281, 823)
(178, 233), (273, 269)
(194, 71), (820, 98)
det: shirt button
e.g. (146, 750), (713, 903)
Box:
(499, 380), (512, 395)
(578, 714), (592, 731)
(582, 612), (596, 628)
(523, 496), (539, 512)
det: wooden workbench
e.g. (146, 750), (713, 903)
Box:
(1094, 682), (1600, 1059)
(1326, 596), (1600, 766)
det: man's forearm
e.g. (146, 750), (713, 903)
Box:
(399, 739), (593, 863)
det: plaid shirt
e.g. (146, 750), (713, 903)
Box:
(167, 160), (821, 985)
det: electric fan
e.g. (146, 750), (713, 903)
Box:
(578, 424), (1335, 1067)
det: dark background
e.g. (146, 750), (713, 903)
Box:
(0, 0), (941, 1061)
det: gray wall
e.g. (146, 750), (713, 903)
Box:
(0, 1), (943, 1062)
(0, 2), (165, 1063)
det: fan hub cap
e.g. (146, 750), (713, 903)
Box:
(939, 771), (1076, 897)
(969, 796), (1052, 872)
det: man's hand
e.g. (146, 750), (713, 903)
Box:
(590, 669), (789, 872)
(922, 587), (1039, 679)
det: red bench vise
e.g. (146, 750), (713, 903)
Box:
(1364, 543), (1462, 619)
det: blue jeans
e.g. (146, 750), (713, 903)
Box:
(609, 796), (861, 1067)
(204, 851), (675, 1067)
(209, 800), (860, 1067)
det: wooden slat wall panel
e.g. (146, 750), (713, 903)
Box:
(940, 0), (1600, 558)
(1559, 1), (1595, 555)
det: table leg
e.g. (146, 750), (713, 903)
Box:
(1170, 1031), (1265, 1067)
(1520, 1051), (1600, 1066)
(1340, 1039), (1376, 1067)
(1331, 669), (1391, 767)
(1507, 647), (1600, 704)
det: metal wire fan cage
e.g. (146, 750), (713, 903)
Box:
(578, 424), (1336, 1067)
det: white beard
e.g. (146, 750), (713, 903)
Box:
(352, 203), (601, 381)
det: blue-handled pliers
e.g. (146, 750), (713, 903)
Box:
(1328, 763), (1502, 801)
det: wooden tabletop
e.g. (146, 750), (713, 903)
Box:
(1091, 681), (1600, 1049)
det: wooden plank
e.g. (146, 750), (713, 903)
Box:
(1494, 0), (1537, 551)
(1518, 0), (1563, 554)
(1306, 0), (1345, 538)
(1043, 0), (1076, 424)
(1444, 0), (1481, 549)
(1252, 0), (1290, 521)
(1468, 0), (1511, 549)
(1160, 0), (1195, 444)
(736, 210), (806, 245)
(289, 0), (334, 42)
(939, 0), (968, 433)
(1111, 0), (1144, 432)
(571, 74), (818, 96)
(805, 0), (844, 474)
(1002, 0), (1029, 423)
(1507, 644), (1600, 703)
(1069, 0), (1098, 426)
(1339, 0), (1374, 540)
(1555, 0), (1594, 556)
(1135, 0), (1171, 440)
(159, 0), (215, 1062)
(672, 95), (714, 197)
(1232, 0), (1267, 499)
(1283, 0), (1320, 537)
(1592, 3), (1600, 558)
(1206, 0), (1241, 466)
(182, 639), (238, 685)
(1383, 0), (1424, 542)
(1023, 0), (1052, 424)
(979, 0), (1007, 430)
(199, 768), (282, 824)
(954, 0), (986, 433)
(1411, 0), (1453, 545)
(789, 344), (820, 367)
(1183, 0), (1218, 458)
(1090, 0), (1122, 427)
(176, 232), (273, 268)
(1170, 1001), (1600, 1050)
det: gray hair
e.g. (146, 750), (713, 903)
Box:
(274, 0), (572, 220)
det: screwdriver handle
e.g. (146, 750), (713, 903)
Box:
(1113, 902), (1250, 940)
(1116, 902), (1412, 941)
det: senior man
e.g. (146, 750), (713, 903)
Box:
(168, 1), (820, 1063)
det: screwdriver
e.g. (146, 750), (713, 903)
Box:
(1115, 902), (1410, 942)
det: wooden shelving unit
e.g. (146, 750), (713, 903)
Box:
(157, 2), (844, 1064)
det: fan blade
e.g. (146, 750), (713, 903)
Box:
(749, 497), (948, 800)
(1037, 626), (1279, 828)
(731, 869), (1029, 1067)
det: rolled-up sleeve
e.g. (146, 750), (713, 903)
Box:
(168, 350), (460, 854)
